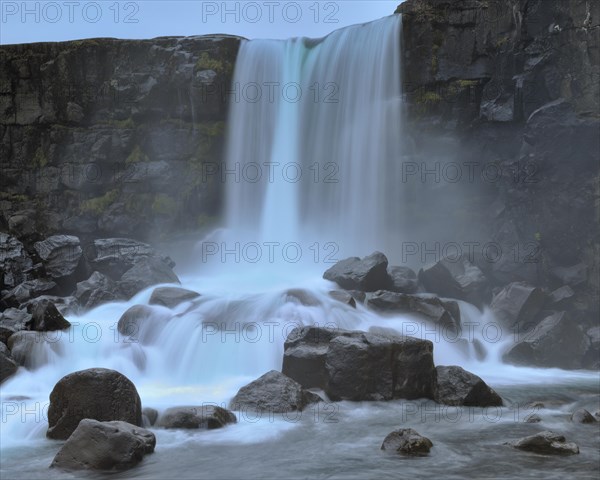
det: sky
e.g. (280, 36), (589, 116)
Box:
(0, 1), (401, 44)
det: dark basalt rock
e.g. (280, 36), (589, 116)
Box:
(149, 286), (200, 308)
(2, 278), (58, 307)
(0, 233), (33, 290)
(117, 304), (162, 339)
(0, 342), (18, 383)
(381, 428), (433, 456)
(508, 431), (579, 455)
(33, 235), (82, 279)
(157, 405), (236, 429)
(490, 282), (545, 329)
(0, 308), (31, 343)
(570, 408), (597, 424)
(387, 266), (418, 294)
(434, 365), (503, 407)
(26, 298), (71, 332)
(323, 252), (391, 292)
(229, 370), (321, 413)
(328, 290), (356, 308)
(50, 419), (155, 471)
(47, 368), (143, 440)
(118, 257), (180, 299)
(75, 271), (120, 311)
(142, 407), (159, 427)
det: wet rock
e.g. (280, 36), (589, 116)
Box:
(149, 286), (200, 308)
(118, 257), (180, 299)
(0, 233), (33, 290)
(387, 266), (418, 294)
(524, 413), (542, 423)
(7, 331), (63, 368)
(381, 428), (433, 456)
(503, 311), (590, 369)
(366, 291), (461, 332)
(2, 278), (57, 307)
(323, 252), (391, 292)
(490, 282), (545, 329)
(229, 370), (321, 413)
(75, 271), (120, 311)
(282, 326), (436, 401)
(142, 407), (158, 427)
(418, 255), (488, 306)
(570, 408), (597, 424)
(47, 368), (143, 440)
(26, 298), (71, 331)
(50, 419), (155, 471)
(285, 288), (321, 306)
(157, 405), (236, 429)
(117, 304), (157, 338)
(328, 290), (356, 308)
(0, 308), (31, 343)
(0, 342), (18, 383)
(23, 295), (79, 316)
(508, 431), (579, 455)
(434, 365), (503, 407)
(34, 235), (82, 279)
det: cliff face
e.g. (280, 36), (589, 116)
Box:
(0, 35), (242, 244)
(398, 0), (600, 328)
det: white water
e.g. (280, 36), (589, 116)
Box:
(1, 15), (596, 456)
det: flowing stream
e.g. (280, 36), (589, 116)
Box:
(1, 15), (598, 479)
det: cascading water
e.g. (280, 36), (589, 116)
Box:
(1, 15), (598, 479)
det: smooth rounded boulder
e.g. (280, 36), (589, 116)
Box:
(50, 419), (155, 471)
(381, 428), (433, 455)
(47, 368), (142, 439)
(570, 408), (597, 423)
(157, 405), (236, 429)
(507, 431), (579, 455)
(434, 365), (503, 407)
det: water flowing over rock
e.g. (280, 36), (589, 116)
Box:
(323, 252), (391, 292)
(381, 428), (433, 456)
(117, 304), (157, 338)
(149, 286), (200, 308)
(50, 419), (155, 471)
(282, 327), (436, 401)
(157, 406), (236, 429)
(118, 257), (180, 299)
(47, 368), (143, 440)
(7, 331), (62, 368)
(434, 366), (503, 407)
(142, 407), (158, 427)
(0, 342), (18, 383)
(33, 235), (82, 279)
(508, 431), (579, 455)
(328, 290), (357, 308)
(229, 370), (321, 413)
(570, 409), (597, 424)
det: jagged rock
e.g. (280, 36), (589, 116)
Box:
(387, 266), (418, 294)
(47, 368), (143, 440)
(328, 290), (356, 308)
(549, 285), (574, 305)
(0, 342), (18, 383)
(157, 406), (236, 429)
(23, 295), (79, 316)
(149, 286), (200, 308)
(0, 233), (32, 289)
(26, 298), (71, 331)
(0, 308), (31, 343)
(434, 365), (503, 407)
(282, 326), (436, 401)
(323, 252), (391, 292)
(118, 257), (180, 299)
(570, 408), (597, 424)
(550, 263), (587, 287)
(229, 370), (321, 413)
(2, 278), (57, 307)
(508, 431), (579, 455)
(75, 271), (120, 311)
(50, 419), (155, 471)
(503, 311), (590, 369)
(418, 255), (488, 306)
(34, 235), (82, 279)
(142, 407), (158, 427)
(583, 326), (600, 369)
(381, 428), (433, 456)
(490, 282), (545, 329)
(366, 291), (461, 332)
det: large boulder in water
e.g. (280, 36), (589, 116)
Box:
(323, 252), (391, 292)
(387, 266), (418, 294)
(490, 282), (545, 329)
(47, 368), (142, 439)
(503, 311), (590, 369)
(434, 365), (503, 407)
(118, 257), (180, 299)
(507, 431), (579, 455)
(229, 370), (321, 413)
(282, 326), (436, 401)
(328, 290), (357, 308)
(149, 286), (200, 308)
(26, 298), (71, 331)
(157, 405), (236, 429)
(0, 342), (18, 383)
(50, 419), (155, 471)
(34, 235), (82, 279)
(381, 428), (433, 456)
(570, 408), (597, 424)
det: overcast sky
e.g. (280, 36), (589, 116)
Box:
(1, 1), (401, 44)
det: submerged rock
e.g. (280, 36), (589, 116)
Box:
(570, 408), (597, 424)
(117, 304), (160, 339)
(229, 370), (321, 413)
(149, 286), (200, 308)
(381, 428), (433, 456)
(7, 331), (62, 368)
(47, 368), (142, 440)
(50, 419), (155, 471)
(157, 405), (236, 429)
(508, 431), (579, 455)
(434, 365), (503, 407)
(323, 252), (390, 292)
(328, 290), (356, 308)
(524, 413), (542, 423)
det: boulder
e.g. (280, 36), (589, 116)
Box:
(23, 295), (79, 316)
(75, 271), (120, 311)
(284, 288), (321, 306)
(2, 278), (57, 307)
(550, 263), (587, 287)
(570, 408), (597, 424)
(549, 285), (575, 305)
(0, 342), (18, 383)
(503, 311), (590, 369)
(157, 405), (236, 429)
(0, 308), (31, 343)
(0, 233), (33, 290)
(118, 257), (180, 299)
(387, 266), (418, 294)
(149, 286), (200, 308)
(582, 326), (600, 369)
(508, 431), (579, 455)
(50, 419), (155, 471)
(328, 290), (356, 308)
(229, 370), (321, 413)
(117, 304), (157, 338)
(323, 252), (391, 292)
(47, 368), (142, 439)
(418, 255), (488, 306)
(524, 413), (542, 423)
(381, 428), (433, 456)
(7, 331), (62, 368)
(26, 298), (71, 331)
(366, 291), (461, 332)
(282, 327), (436, 401)
(142, 407), (158, 427)
(434, 366), (503, 407)
(34, 235), (82, 279)
(490, 282), (545, 329)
